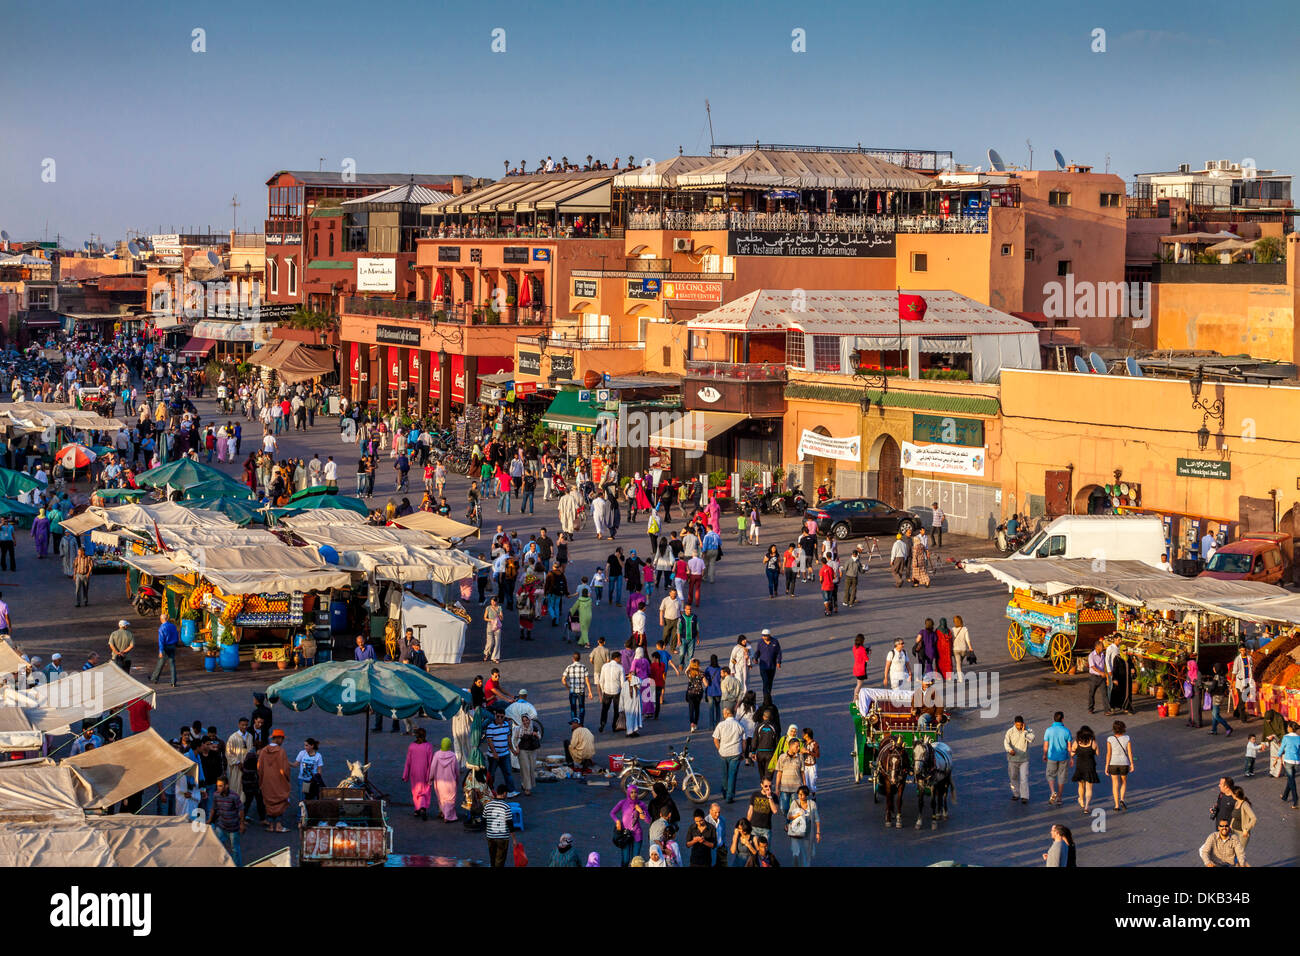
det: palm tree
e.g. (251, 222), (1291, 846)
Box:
(1255, 236), (1285, 264)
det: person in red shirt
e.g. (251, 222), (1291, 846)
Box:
(484, 668), (516, 712)
(127, 695), (152, 736)
(819, 558), (837, 617)
(782, 545), (798, 597)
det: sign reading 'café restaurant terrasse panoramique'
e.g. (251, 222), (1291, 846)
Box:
(728, 230), (896, 258)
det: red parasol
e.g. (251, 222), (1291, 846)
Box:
(55, 443), (96, 470)
(432, 272), (446, 300)
(518, 274), (533, 308)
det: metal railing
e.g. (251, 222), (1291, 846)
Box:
(518, 334), (645, 351)
(685, 360), (788, 381)
(626, 210), (990, 234)
(342, 297), (552, 326)
(423, 225), (615, 240)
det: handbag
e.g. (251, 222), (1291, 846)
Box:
(964, 652), (977, 666)
(612, 826), (633, 849)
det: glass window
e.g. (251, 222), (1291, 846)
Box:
(1049, 190), (1071, 206)
(911, 252), (927, 272)
(812, 335), (841, 372)
(785, 330), (805, 369)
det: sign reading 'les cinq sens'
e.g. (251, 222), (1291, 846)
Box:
(662, 280), (722, 302)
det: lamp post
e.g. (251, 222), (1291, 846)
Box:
(1189, 363), (1225, 450)
(437, 347), (449, 427)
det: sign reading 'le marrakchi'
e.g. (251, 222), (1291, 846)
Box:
(901, 441), (986, 477)
(797, 429), (861, 462)
(357, 258), (396, 292)
(728, 231), (896, 258)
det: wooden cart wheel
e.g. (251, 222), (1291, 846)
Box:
(1006, 623), (1026, 661)
(1049, 632), (1075, 674)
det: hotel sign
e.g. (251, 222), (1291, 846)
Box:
(728, 230), (895, 258)
(375, 324), (421, 347)
(1177, 458), (1230, 480)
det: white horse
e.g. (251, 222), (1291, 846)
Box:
(336, 760), (371, 789)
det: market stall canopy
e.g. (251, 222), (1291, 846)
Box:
(203, 568), (353, 595)
(268, 494), (369, 518)
(248, 339), (336, 384)
(0, 764), (88, 822)
(4, 663), (156, 735)
(96, 499), (236, 529)
(279, 510), (368, 529)
(120, 552), (187, 578)
(183, 475), (256, 500)
(0, 708), (42, 753)
(295, 524), (449, 552)
(158, 527), (278, 549)
(0, 401), (127, 432)
(179, 497), (265, 526)
(0, 815), (235, 867)
(266, 660), (470, 720)
(963, 558), (1285, 609)
(390, 512), (481, 540)
(0, 467), (44, 496)
(62, 729), (194, 811)
(342, 544), (480, 583)
(672, 149), (935, 192)
(1180, 592), (1300, 628)
(58, 511), (107, 536)
(133, 459), (232, 493)
(175, 543), (327, 573)
(647, 410), (747, 453)
(0, 637), (25, 674)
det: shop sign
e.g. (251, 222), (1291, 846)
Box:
(532, 248), (551, 261)
(626, 279), (658, 300)
(375, 324), (421, 347)
(901, 441), (986, 477)
(912, 414), (984, 447)
(357, 258), (396, 292)
(573, 278), (598, 299)
(254, 647), (286, 663)
(727, 230), (895, 258)
(1177, 458), (1231, 480)
(550, 354), (575, 379)
(518, 350), (541, 376)
(503, 246), (529, 264)
(437, 246), (461, 262)
(515, 381), (537, 397)
(797, 429), (861, 463)
(662, 280), (722, 302)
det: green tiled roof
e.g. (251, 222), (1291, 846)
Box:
(784, 382), (1001, 416)
(311, 207), (347, 218)
(307, 260), (353, 270)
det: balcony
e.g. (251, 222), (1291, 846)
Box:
(626, 210), (990, 234)
(423, 225), (616, 240)
(518, 334), (645, 351)
(342, 296), (552, 326)
(683, 361), (787, 416)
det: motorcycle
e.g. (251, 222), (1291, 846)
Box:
(617, 737), (711, 803)
(995, 513), (1031, 554)
(815, 484), (831, 505)
(770, 487), (807, 518)
(133, 583), (162, 617)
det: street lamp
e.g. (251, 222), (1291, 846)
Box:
(1189, 362), (1225, 447)
(1197, 424), (1211, 451)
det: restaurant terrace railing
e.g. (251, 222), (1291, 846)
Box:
(684, 360), (789, 381)
(518, 334), (646, 351)
(626, 210), (991, 234)
(342, 297), (552, 326)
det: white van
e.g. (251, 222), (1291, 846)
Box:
(1010, 515), (1168, 569)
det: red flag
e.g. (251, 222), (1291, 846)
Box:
(153, 519), (169, 552)
(899, 293), (927, 321)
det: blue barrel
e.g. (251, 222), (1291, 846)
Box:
(218, 644), (240, 671)
(329, 600), (349, 634)
(180, 619), (197, 647)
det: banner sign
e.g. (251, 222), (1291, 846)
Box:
(901, 441), (986, 477)
(797, 429), (861, 463)
(912, 413), (985, 447)
(1177, 458), (1231, 480)
(728, 230), (895, 258)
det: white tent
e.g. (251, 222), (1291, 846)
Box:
(3, 663), (155, 735)
(398, 591), (467, 664)
(0, 815), (234, 867)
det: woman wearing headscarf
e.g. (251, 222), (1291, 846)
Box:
(1109, 646), (1133, 714)
(402, 728), (435, 820)
(569, 584), (594, 648)
(516, 571), (542, 642)
(621, 670), (644, 737)
(634, 473), (652, 517)
(585, 851), (601, 867)
(31, 508), (50, 559)
(730, 636), (751, 696)
(935, 618), (955, 679)
(632, 647), (654, 719)
(591, 492), (611, 540)
(610, 784), (648, 865)
(916, 619), (939, 675)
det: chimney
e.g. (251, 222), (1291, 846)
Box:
(452, 175), (464, 196)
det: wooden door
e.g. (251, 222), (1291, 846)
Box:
(1045, 470), (1072, 518)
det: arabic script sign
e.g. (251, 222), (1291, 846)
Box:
(727, 230), (896, 258)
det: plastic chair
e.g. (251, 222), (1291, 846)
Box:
(507, 801), (524, 831)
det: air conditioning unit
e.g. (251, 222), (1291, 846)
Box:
(1205, 161), (1219, 171)
(672, 238), (694, 253)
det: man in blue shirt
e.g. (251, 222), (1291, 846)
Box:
(151, 611), (180, 686)
(354, 635), (376, 661)
(1042, 711), (1074, 806)
(754, 628), (782, 701)
(702, 529), (722, 583)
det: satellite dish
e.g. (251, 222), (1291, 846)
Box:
(1089, 352), (1108, 375)
(1072, 355), (1090, 374)
(1053, 149), (1066, 170)
(0, 230), (8, 241)
(1125, 357), (1143, 377)
(127, 241), (140, 257)
(987, 148), (1006, 172)
(206, 250), (221, 268)
(83, 240), (91, 250)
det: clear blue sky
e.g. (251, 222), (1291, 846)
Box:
(2, 0), (1296, 245)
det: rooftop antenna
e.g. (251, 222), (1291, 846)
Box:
(1073, 355), (1090, 374)
(705, 99), (715, 148)
(318, 157), (325, 172)
(1105, 152), (1111, 174)
(987, 148), (1006, 172)
(1026, 139), (1034, 169)
(1053, 149), (1066, 171)
(231, 194), (240, 234)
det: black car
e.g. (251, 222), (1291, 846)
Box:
(804, 498), (916, 539)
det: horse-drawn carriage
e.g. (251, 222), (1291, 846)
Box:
(851, 688), (954, 829)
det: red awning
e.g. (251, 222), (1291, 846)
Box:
(180, 336), (216, 355)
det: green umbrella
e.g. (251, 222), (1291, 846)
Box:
(184, 475), (255, 500)
(0, 468), (44, 497)
(290, 485), (336, 502)
(266, 661), (469, 762)
(134, 459), (228, 492)
(0, 497), (38, 527)
(179, 497), (266, 526)
(269, 494), (369, 518)
(93, 487), (153, 501)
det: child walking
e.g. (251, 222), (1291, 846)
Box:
(591, 566), (606, 606)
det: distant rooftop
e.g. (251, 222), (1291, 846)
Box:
(269, 171), (472, 187)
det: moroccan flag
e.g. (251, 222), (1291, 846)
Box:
(899, 293), (927, 321)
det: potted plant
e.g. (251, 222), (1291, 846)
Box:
(179, 607), (200, 647)
(203, 636), (219, 672)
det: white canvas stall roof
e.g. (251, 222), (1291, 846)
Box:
(342, 545), (479, 583)
(0, 637), (25, 674)
(0, 402), (127, 431)
(120, 552), (187, 578)
(5, 662), (156, 735)
(647, 411), (748, 453)
(203, 568), (353, 595)
(158, 527), (278, 549)
(963, 558), (1284, 609)
(390, 512), (481, 540)
(672, 149), (935, 192)
(0, 815), (235, 867)
(176, 544), (326, 572)
(613, 155), (722, 190)
(95, 502), (236, 530)
(0, 764), (88, 822)
(59, 511), (107, 536)
(63, 729), (195, 811)
(1180, 593), (1300, 627)
(295, 525), (449, 551)
(0, 707), (42, 752)
(279, 509), (368, 528)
